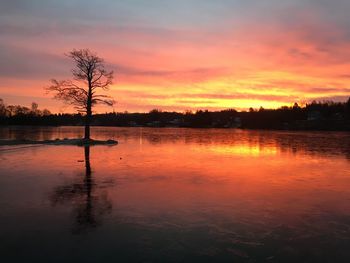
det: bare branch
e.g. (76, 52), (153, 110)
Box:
(92, 98), (115, 106)
(46, 49), (115, 115)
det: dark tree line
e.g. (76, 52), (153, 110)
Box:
(0, 99), (51, 118)
(239, 100), (350, 130)
(1, 98), (349, 131)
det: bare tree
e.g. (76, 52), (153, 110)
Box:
(46, 49), (115, 140)
(0, 98), (6, 117)
(31, 102), (39, 116)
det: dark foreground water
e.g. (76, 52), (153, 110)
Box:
(0, 127), (350, 262)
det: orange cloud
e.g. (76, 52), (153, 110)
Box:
(1, 5), (350, 112)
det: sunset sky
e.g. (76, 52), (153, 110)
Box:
(1, 0), (350, 113)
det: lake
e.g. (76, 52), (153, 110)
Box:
(0, 127), (350, 262)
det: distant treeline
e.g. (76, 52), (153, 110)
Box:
(1, 98), (350, 130)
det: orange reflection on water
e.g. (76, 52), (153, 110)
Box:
(202, 143), (279, 156)
(1, 127), (350, 261)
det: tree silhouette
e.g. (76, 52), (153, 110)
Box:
(0, 98), (6, 117)
(46, 49), (115, 140)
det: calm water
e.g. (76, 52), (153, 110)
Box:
(1, 127), (350, 262)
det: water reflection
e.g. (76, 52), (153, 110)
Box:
(50, 146), (112, 234)
(1, 127), (349, 160)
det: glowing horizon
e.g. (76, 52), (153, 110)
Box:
(1, 0), (350, 113)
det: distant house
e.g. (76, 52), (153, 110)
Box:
(168, 118), (183, 127)
(224, 117), (241, 128)
(333, 112), (344, 121)
(307, 111), (322, 121)
(128, 121), (140, 127)
(234, 117), (242, 128)
(147, 121), (161, 127)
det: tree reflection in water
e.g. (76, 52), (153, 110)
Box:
(50, 146), (113, 234)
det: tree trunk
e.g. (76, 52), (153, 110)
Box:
(84, 113), (91, 140)
(85, 80), (92, 140)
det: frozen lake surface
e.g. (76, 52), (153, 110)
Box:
(0, 126), (350, 262)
